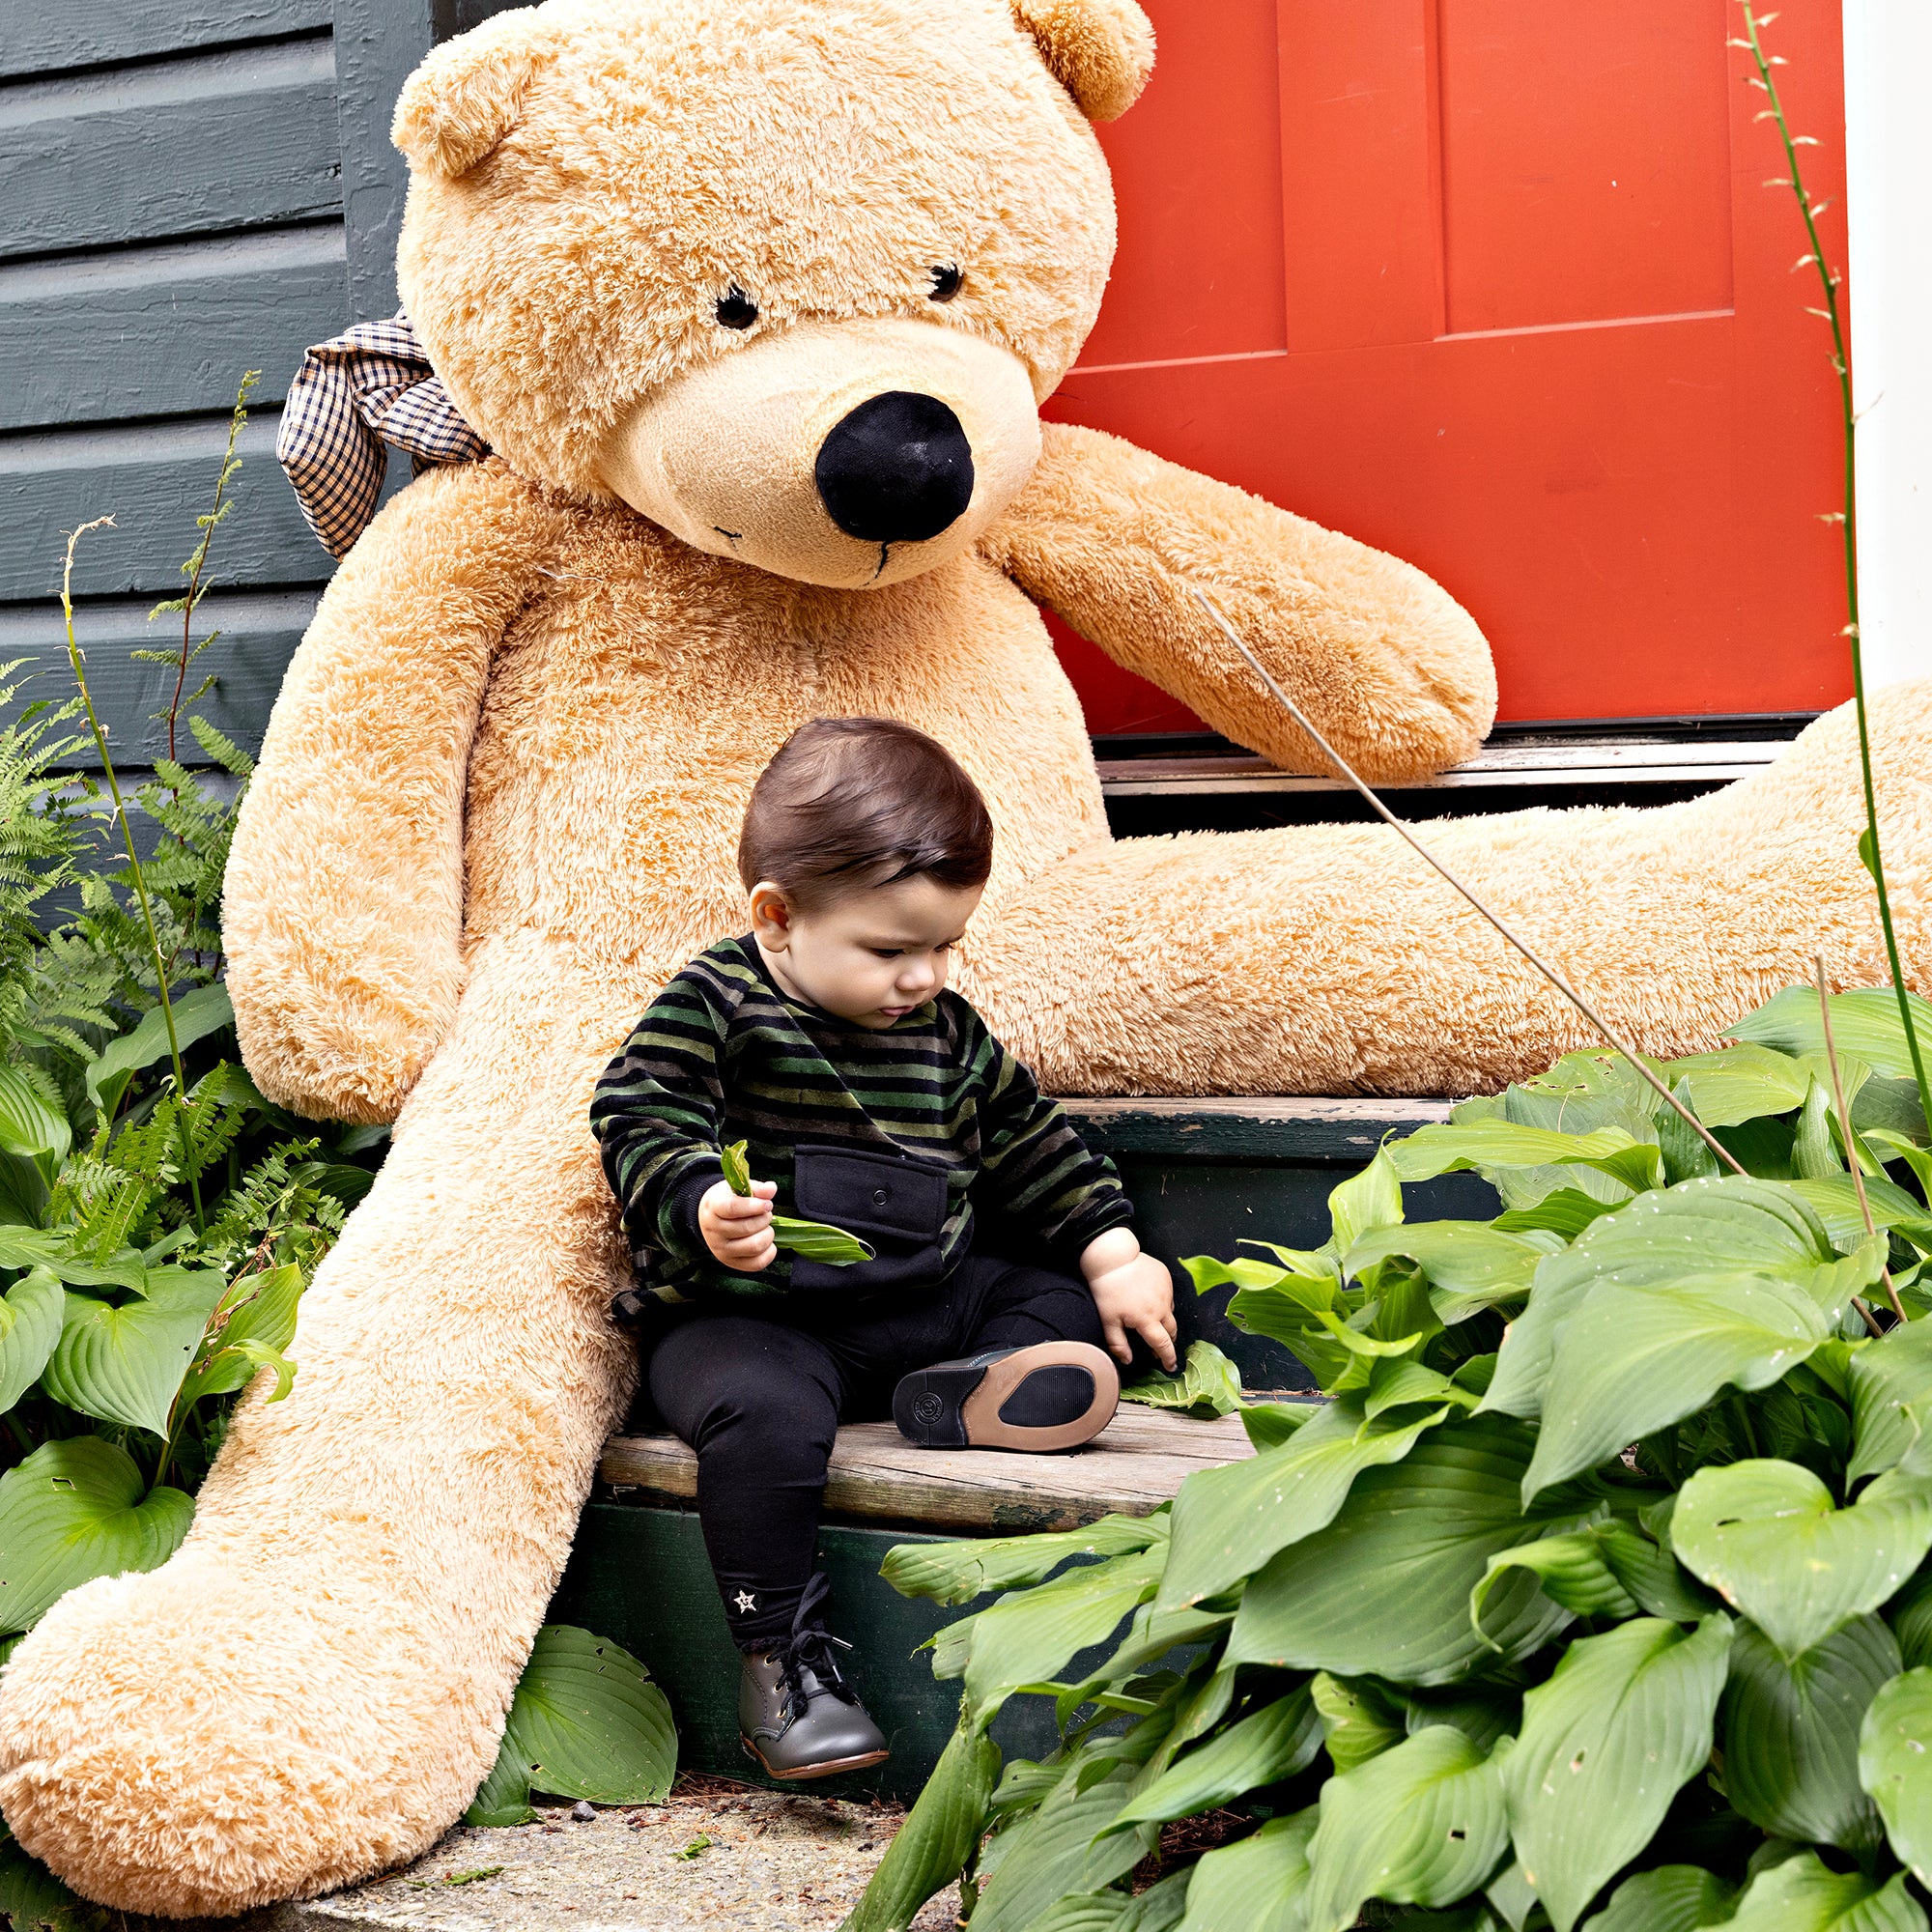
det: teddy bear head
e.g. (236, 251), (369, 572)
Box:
(393, 0), (1153, 588)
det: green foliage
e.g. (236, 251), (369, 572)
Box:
(720, 1135), (875, 1263)
(465, 1627), (677, 1825)
(1121, 1340), (1243, 1418)
(850, 1012), (1932, 1932)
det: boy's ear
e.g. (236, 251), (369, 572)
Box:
(1009, 0), (1155, 123)
(392, 10), (553, 179)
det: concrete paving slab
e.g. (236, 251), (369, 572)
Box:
(191, 1781), (959, 1932)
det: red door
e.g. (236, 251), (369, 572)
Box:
(1048, 0), (1852, 734)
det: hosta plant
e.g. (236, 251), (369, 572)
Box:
(848, 990), (1932, 1932)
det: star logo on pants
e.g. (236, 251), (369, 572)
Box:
(733, 1590), (756, 1614)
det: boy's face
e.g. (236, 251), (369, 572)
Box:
(751, 874), (984, 1028)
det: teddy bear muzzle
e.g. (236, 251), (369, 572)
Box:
(597, 316), (1043, 590)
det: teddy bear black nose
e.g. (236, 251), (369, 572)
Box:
(814, 391), (976, 546)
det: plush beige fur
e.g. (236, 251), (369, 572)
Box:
(2, 0), (1922, 1914)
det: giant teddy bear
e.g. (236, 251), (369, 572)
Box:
(2, 0), (1927, 1914)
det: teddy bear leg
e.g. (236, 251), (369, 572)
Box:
(0, 973), (635, 1916)
(968, 687), (1932, 1097)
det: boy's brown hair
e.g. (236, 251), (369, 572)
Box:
(738, 718), (994, 910)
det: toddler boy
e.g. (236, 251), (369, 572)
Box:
(592, 717), (1177, 1780)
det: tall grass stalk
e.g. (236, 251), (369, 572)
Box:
(1737, 1), (1930, 1122)
(58, 517), (205, 1234)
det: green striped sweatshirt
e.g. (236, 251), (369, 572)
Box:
(591, 936), (1132, 1303)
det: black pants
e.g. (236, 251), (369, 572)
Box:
(647, 1253), (1115, 1647)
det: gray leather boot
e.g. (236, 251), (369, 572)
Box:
(738, 1576), (889, 1781)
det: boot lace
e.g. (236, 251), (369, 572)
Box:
(770, 1573), (859, 1721)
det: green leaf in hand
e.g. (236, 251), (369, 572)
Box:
(1120, 1339), (1243, 1418)
(0, 1436), (193, 1634)
(718, 1140), (874, 1264)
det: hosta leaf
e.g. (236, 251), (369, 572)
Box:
(1302, 1726), (1509, 1932)
(1796, 1176), (1932, 1257)
(1663, 1042), (1813, 1127)
(1493, 1189), (1617, 1241)
(955, 1547), (1166, 1717)
(466, 1626), (674, 1823)
(1719, 1853), (1926, 1932)
(1849, 1313), (1932, 1483)
(1328, 1149), (1404, 1251)
(771, 1213), (874, 1264)
(882, 1515), (1164, 1607)
(1469, 1523), (1637, 1645)
(1102, 1688), (1321, 1837)
(0, 1266), (62, 1413)
(1673, 1459), (1932, 1660)
(1345, 1222), (1552, 1322)
(1861, 1665), (1932, 1888)
(83, 980), (235, 1111)
(1120, 1340), (1243, 1418)
(174, 1263), (302, 1409)
(0, 1436), (193, 1634)
(1226, 1416), (1587, 1687)
(837, 1715), (999, 1932)
(1888, 1572), (1932, 1669)
(1481, 1176), (1852, 1430)
(1579, 1866), (1737, 1932)
(39, 1268), (228, 1436)
(1365, 1356), (1477, 1419)
(1388, 1122), (1660, 1197)
(1521, 1267), (1843, 1502)
(1176, 1808), (1316, 1932)
(1502, 1614), (1733, 1932)
(1731, 985), (1932, 1091)
(1311, 1671), (1406, 1773)
(1157, 1395), (1447, 1611)
(1721, 1614), (1893, 1850)
(970, 1778), (1153, 1932)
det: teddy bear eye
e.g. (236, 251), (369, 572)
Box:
(928, 264), (964, 303)
(716, 286), (759, 330)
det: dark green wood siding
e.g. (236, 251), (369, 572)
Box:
(0, 1), (439, 767)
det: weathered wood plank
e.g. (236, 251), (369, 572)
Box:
(335, 0), (437, 318)
(0, 0), (332, 77)
(0, 42), (341, 260)
(1063, 1094), (1455, 1160)
(0, 587), (318, 765)
(601, 1408), (1273, 1534)
(0, 414), (324, 602)
(0, 227), (347, 433)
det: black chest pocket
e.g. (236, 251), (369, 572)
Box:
(792, 1143), (950, 1247)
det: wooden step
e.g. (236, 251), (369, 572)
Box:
(601, 1403), (1290, 1536)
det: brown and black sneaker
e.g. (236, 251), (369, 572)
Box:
(892, 1341), (1119, 1452)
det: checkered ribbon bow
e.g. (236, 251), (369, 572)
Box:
(276, 310), (490, 558)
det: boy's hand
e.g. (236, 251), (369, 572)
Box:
(699, 1178), (777, 1271)
(1080, 1229), (1179, 1372)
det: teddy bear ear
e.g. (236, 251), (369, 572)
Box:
(1009, 0), (1155, 123)
(391, 9), (553, 179)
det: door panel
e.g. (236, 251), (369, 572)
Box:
(1048, 0), (1851, 733)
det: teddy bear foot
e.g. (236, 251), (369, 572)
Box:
(0, 1545), (505, 1915)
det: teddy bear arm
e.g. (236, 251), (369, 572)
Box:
(981, 421), (1498, 783)
(223, 464), (561, 1123)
